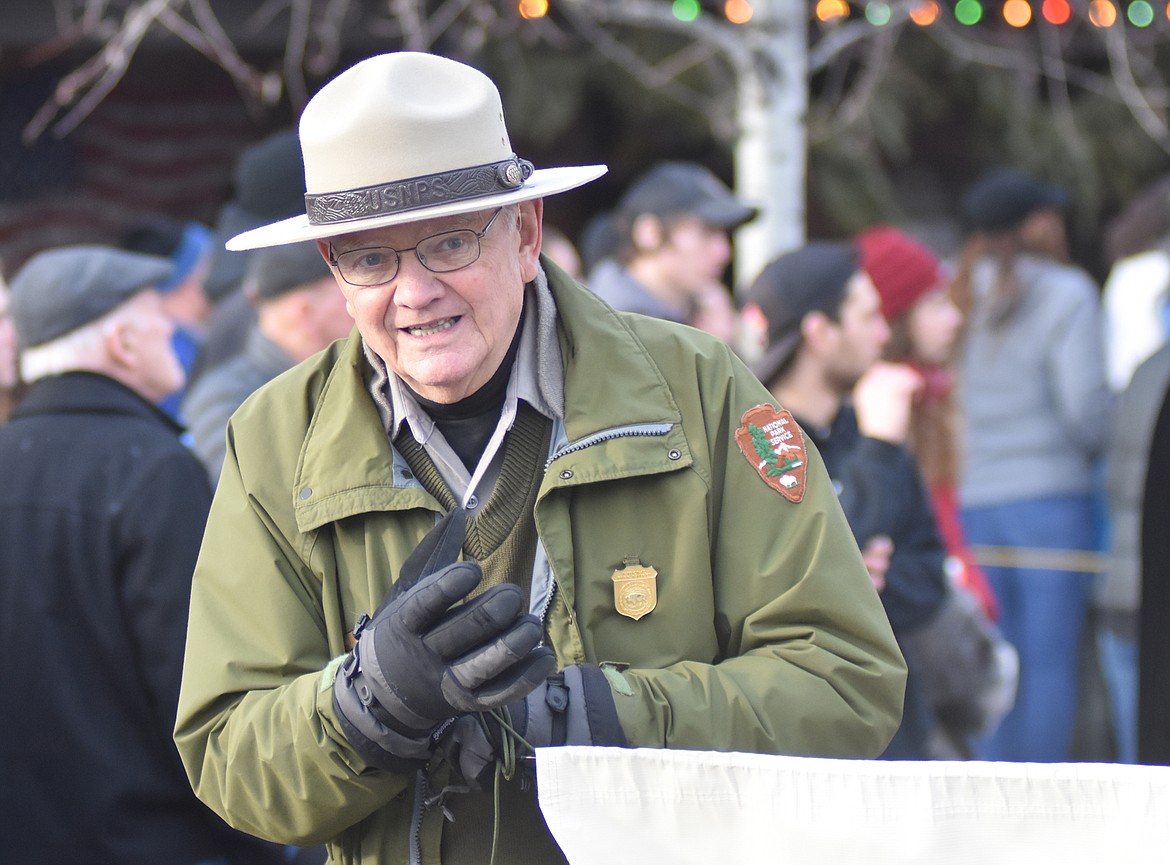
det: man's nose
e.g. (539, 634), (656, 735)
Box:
(713, 233), (732, 265)
(390, 251), (444, 307)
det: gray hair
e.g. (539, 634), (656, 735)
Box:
(20, 293), (149, 383)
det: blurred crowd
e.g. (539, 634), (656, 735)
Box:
(1, 119), (1169, 860)
(570, 160), (1170, 768)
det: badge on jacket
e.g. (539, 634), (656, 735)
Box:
(612, 557), (657, 620)
(735, 404), (807, 502)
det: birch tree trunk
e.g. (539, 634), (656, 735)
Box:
(733, 0), (808, 294)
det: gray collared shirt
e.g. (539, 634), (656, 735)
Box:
(364, 265), (565, 509)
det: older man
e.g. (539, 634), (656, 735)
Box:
(174, 52), (905, 865)
(0, 246), (284, 865)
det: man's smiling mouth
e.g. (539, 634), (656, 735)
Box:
(404, 316), (459, 337)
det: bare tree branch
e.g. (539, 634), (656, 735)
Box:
(1037, 23), (1090, 164)
(166, 1), (281, 110)
(809, 16), (890, 74)
(553, 0), (746, 137)
(834, 18), (898, 131)
(1101, 19), (1170, 150)
(391, 0), (429, 52)
(24, 0), (174, 143)
(18, 0), (1170, 179)
(283, 0), (312, 108)
(310, 0), (353, 75)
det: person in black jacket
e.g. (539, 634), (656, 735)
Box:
(0, 245), (284, 865)
(744, 241), (949, 759)
(1138, 346), (1170, 764)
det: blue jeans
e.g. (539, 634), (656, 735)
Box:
(962, 493), (1097, 762)
(1096, 625), (1138, 763)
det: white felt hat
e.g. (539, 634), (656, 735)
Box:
(227, 52), (607, 251)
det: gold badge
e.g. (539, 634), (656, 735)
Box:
(734, 404), (807, 502)
(611, 558), (658, 620)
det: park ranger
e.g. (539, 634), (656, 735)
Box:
(174, 51), (906, 865)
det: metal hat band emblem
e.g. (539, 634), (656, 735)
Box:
(305, 157), (534, 225)
(612, 558), (658, 621)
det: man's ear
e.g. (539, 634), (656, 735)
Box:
(801, 310), (835, 354)
(317, 239), (354, 315)
(631, 214), (665, 253)
(103, 321), (136, 370)
(518, 199), (544, 283)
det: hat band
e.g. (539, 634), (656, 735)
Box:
(304, 157), (535, 226)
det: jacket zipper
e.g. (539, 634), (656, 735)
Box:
(409, 768), (428, 865)
(539, 422), (673, 622)
(404, 422), (675, 862)
(543, 422), (673, 471)
(537, 572), (560, 628)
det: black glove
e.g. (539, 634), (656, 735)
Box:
(333, 509), (557, 772)
(440, 664), (627, 791)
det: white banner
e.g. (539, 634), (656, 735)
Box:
(537, 746), (1170, 864)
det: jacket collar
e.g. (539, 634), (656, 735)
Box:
(293, 263), (687, 532)
(549, 266), (685, 440)
(11, 371), (184, 434)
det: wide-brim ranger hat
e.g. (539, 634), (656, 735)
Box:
(227, 52), (607, 251)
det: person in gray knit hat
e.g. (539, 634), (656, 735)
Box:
(182, 240), (353, 484)
(0, 244), (287, 865)
(173, 52), (904, 865)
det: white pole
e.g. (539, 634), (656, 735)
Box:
(733, 0), (808, 294)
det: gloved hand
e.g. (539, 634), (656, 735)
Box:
(333, 509), (557, 772)
(440, 664), (627, 791)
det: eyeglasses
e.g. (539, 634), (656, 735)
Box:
(328, 207), (504, 287)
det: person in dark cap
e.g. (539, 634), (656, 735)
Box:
(960, 167), (1070, 239)
(0, 245), (286, 865)
(186, 127), (307, 387)
(205, 127), (308, 303)
(950, 167), (1110, 763)
(182, 240), (353, 484)
(744, 241), (949, 760)
(586, 160), (757, 342)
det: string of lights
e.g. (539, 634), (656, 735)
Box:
(516, 0), (1165, 27)
(515, 0), (758, 24)
(815, 0), (1167, 26)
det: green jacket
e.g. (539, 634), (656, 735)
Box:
(175, 266), (906, 864)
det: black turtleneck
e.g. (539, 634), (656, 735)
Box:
(408, 302), (526, 471)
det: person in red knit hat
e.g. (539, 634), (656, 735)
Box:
(855, 225), (998, 617)
(857, 225), (1018, 757)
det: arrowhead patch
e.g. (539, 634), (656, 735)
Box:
(735, 404), (807, 502)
